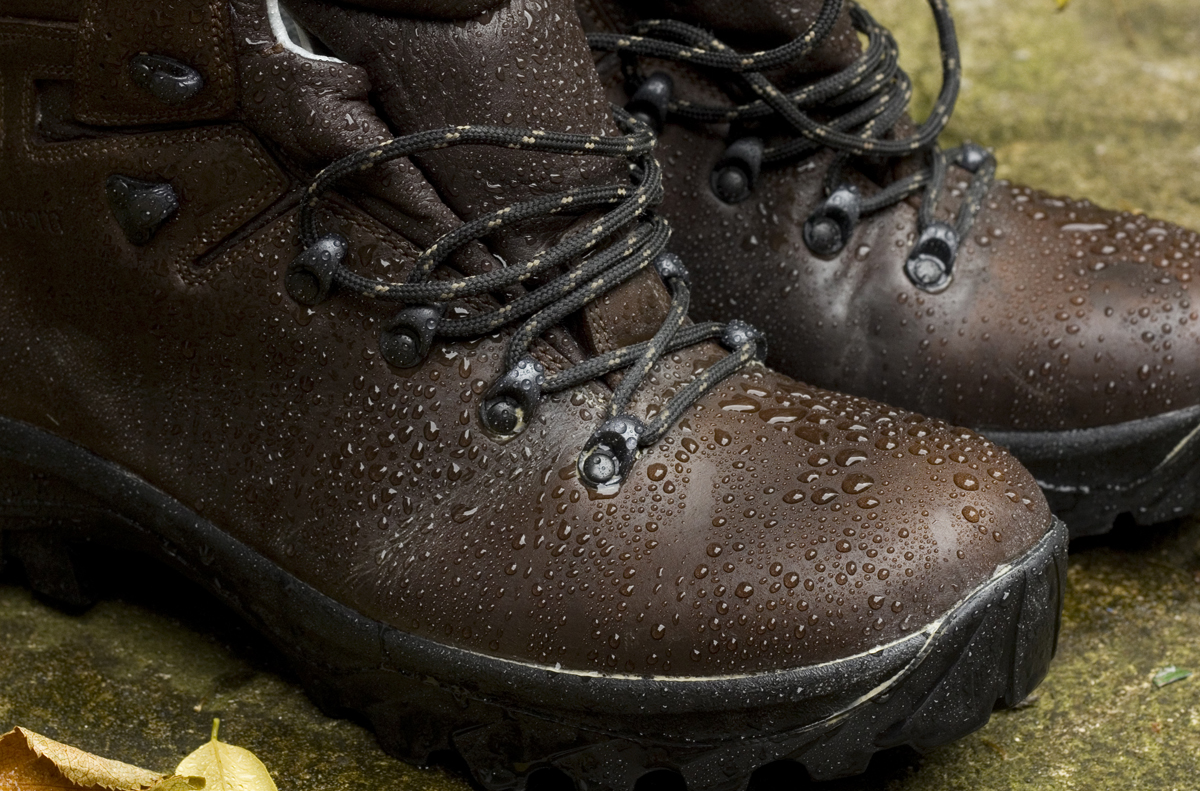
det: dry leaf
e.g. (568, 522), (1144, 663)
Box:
(0, 726), (164, 791)
(175, 721), (276, 791)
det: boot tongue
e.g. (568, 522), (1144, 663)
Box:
(283, 0), (673, 355)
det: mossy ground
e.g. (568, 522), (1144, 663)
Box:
(870, 0), (1200, 230)
(3, 0), (1200, 787)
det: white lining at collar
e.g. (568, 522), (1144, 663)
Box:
(266, 0), (344, 63)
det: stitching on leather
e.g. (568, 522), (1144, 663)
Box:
(187, 197), (425, 288)
(0, 24), (76, 154)
(587, 297), (615, 352)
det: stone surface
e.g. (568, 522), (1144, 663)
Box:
(0, 556), (470, 791)
(3, 0), (1200, 787)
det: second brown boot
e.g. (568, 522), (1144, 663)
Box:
(581, 0), (1200, 538)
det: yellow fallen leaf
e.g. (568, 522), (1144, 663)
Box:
(150, 778), (206, 791)
(1055, 0), (1070, 8)
(0, 726), (164, 791)
(175, 721), (276, 791)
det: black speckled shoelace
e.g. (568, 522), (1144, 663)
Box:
(284, 109), (765, 489)
(587, 0), (996, 293)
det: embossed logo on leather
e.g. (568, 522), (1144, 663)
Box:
(0, 209), (63, 236)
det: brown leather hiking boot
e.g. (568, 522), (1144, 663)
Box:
(0, 0), (1064, 786)
(579, 0), (1200, 538)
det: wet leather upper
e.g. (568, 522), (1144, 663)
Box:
(580, 0), (1200, 434)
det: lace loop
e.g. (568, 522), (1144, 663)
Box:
(379, 304), (444, 369)
(291, 109), (762, 487)
(480, 357), (546, 435)
(285, 233), (347, 306)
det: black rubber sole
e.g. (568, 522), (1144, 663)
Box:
(983, 403), (1200, 538)
(0, 415), (1067, 790)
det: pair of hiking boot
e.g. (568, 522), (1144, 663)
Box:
(0, 0), (1188, 787)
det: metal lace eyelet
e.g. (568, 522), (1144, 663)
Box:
(721, 319), (767, 361)
(479, 357), (546, 436)
(129, 53), (204, 105)
(905, 222), (958, 293)
(285, 234), (348, 306)
(803, 185), (861, 257)
(710, 137), (763, 204)
(105, 175), (179, 246)
(625, 71), (674, 135)
(578, 415), (645, 489)
(957, 142), (991, 174)
(653, 251), (690, 287)
(380, 304), (444, 368)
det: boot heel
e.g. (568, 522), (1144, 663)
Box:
(0, 456), (107, 609)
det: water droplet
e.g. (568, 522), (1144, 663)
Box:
(647, 463), (667, 481)
(868, 595), (885, 610)
(694, 565), (709, 579)
(720, 396), (760, 412)
(812, 488), (838, 504)
(652, 624), (666, 640)
(841, 473), (875, 494)
(962, 506), (980, 523)
(759, 407), (806, 424)
(707, 543), (723, 557)
(796, 425), (828, 445)
(834, 448), (868, 467)
(735, 583), (754, 599)
(451, 504), (478, 523)
(783, 489), (805, 504)
(714, 429), (732, 446)
(953, 472), (980, 491)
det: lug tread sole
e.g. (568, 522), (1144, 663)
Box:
(0, 415), (1067, 790)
